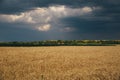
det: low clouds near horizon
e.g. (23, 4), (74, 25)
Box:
(0, 0), (120, 41)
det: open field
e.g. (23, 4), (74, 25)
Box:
(0, 46), (120, 80)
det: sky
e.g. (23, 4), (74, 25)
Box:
(0, 0), (120, 41)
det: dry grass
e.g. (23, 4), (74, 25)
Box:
(0, 46), (120, 80)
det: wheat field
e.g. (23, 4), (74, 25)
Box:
(0, 46), (120, 80)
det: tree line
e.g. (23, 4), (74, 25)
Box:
(0, 40), (120, 46)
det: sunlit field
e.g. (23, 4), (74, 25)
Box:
(0, 46), (120, 80)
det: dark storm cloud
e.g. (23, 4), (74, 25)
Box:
(0, 0), (120, 22)
(0, 0), (120, 40)
(0, 0), (35, 14)
(60, 17), (120, 40)
(0, 0), (119, 14)
(0, 0), (74, 14)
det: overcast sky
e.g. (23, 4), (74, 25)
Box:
(0, 0), (120, 41)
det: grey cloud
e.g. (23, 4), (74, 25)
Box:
(60, 16), (120, 35)
(0, 0), (119, 14)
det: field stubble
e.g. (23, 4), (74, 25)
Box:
(0, 46), (120, 80)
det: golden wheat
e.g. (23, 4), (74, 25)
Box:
(0, 46), (120, 80)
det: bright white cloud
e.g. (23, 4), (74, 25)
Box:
(37, 24), (51, 31)
(0, 13), (35, 23)
(0, 5), (100, 32)
(82, 7), (92, 13)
